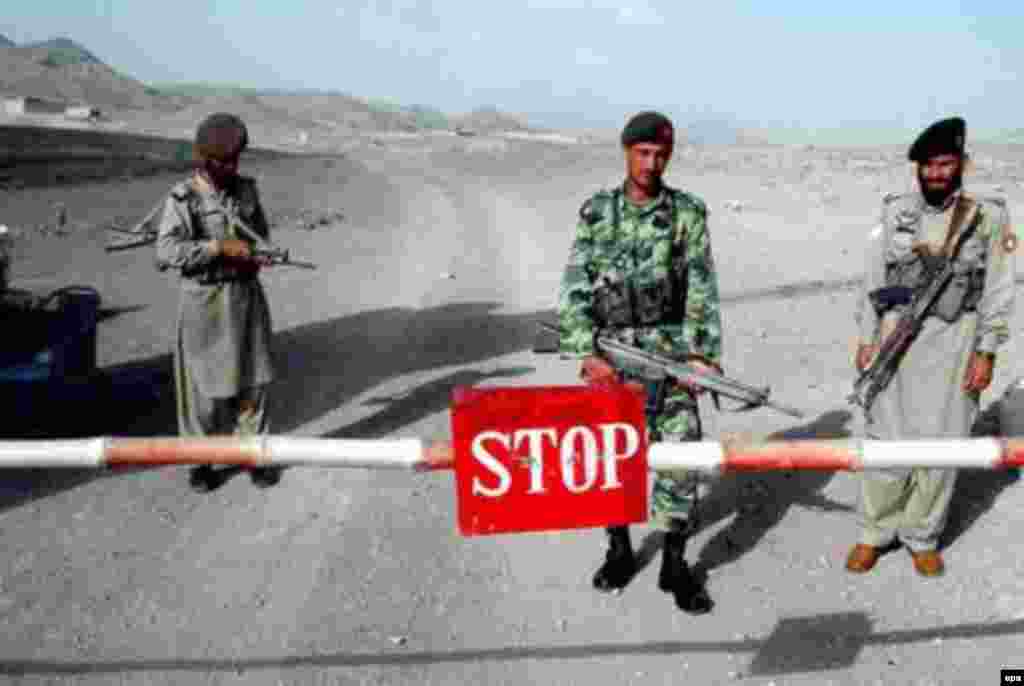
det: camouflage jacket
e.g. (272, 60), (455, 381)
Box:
(557, 183), (723, 366)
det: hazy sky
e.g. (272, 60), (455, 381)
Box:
(2, 1), (1022, 142)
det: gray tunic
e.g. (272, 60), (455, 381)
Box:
(855, 189), (1015, 439)
(155, 174), (276, 401)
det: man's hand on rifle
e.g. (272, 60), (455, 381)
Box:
(580, 357), (645, 395)
(217, 238), (251, 260)
(963, 352), (995, 393)
(216, 239), (272, 269)
(855, 343), (879, 373)
(580, 355), (619, 386)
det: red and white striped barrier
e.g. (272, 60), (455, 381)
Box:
(0, 436), (1022, 472)
(650, 438), (1024, 473)
(0, 437), (455, 471)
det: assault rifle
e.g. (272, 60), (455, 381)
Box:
(848, 199), (982, 413)
(104, 203), (161, 253)
(105, 208), (317, 270)
(536, 322), (805, 419)
(231, 219), (317, 270)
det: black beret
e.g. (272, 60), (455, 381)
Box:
(908, 117), (966, 163)
(621, 111), (674, 147)
(195, 113), (249, 159)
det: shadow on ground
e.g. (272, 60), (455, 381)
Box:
(2, 612), (1022, 678)
(0, 124), (302, 190)
(635, 395), (1024, 575)
(939, 396), (1022, 550)
(0, 353), (175, 512)
(0, 301), (550, 510)
(270, 301), (549, 434)
(634, 409), (856, 576)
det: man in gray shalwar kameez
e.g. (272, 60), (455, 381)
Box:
(848, 117), (1016, 576)
(155, 113), (282, 492)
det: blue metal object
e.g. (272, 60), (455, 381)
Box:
(0, 286), (99, 384)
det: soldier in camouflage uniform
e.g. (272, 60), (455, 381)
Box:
(849, 117), (1016, 576)
(557, 111), (722, 614)
(155, 113), (282, 492)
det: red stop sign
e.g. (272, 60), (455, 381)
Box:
(451, 385), (648, 536)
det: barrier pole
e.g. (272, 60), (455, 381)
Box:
(0, 437), (456, 471)
(1, 437), (1021, 473)
(647, 437), (1024, 473)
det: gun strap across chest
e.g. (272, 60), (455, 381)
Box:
(913, 195), (984, 320)
(941, 193), (981, 259)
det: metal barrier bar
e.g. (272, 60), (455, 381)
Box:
(0, 437), (456, 471)
(0, 436), (1022, 473)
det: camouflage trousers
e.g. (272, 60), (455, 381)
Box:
(631, 376), (706, 532)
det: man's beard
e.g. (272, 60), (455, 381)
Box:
(918, 169), (963, 207)
(204, 165), (239, 191)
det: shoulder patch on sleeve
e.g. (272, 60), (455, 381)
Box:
(672, 189), (707, 215)
(579, 191), (610, 225)
(1002, 230), (1018, 253)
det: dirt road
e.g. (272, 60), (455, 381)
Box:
(2, 137), (1023, 685)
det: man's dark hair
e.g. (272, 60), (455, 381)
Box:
(195, 113), (249, 159)
(621, 111), (674, 147)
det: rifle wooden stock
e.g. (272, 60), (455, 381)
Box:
(848, 195), (982, 412)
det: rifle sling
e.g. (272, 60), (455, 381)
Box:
(858, 195), (984, 397)
(918, 195), (983, 316)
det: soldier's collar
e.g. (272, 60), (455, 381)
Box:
(618, 182), (670, 213)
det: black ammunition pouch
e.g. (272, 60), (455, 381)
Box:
(589, 188), (686, 329)
(868, 285), (913, 317)
(592, 278), (635, 327)
(883, 254), (928, 296)
(592, 276), (680, 328)
(879, 254), (985, 323)
(930, 268), (985, 323)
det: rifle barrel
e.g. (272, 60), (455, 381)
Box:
(105, 237), (155, 252)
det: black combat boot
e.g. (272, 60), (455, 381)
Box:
(189, 465), (229, 493)
(659, 528), (712, 614)
(249, 466), (283, 488)
(593, 526), (637, 592)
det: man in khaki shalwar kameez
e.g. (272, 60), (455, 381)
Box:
(155, 113), (282, 492)
(849, 117), (1016, 576)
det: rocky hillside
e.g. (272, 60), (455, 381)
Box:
(0, 36), (168, 110)
(1, 35), (541, 136)
(451, 105), (535, 134)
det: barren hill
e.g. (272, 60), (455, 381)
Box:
(113, 92), (425, 149)
(0, 35), (544, 144)
(0, 37), (165, 111)
(15, 36), (103, 66)
(452, 105), (535, 134)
